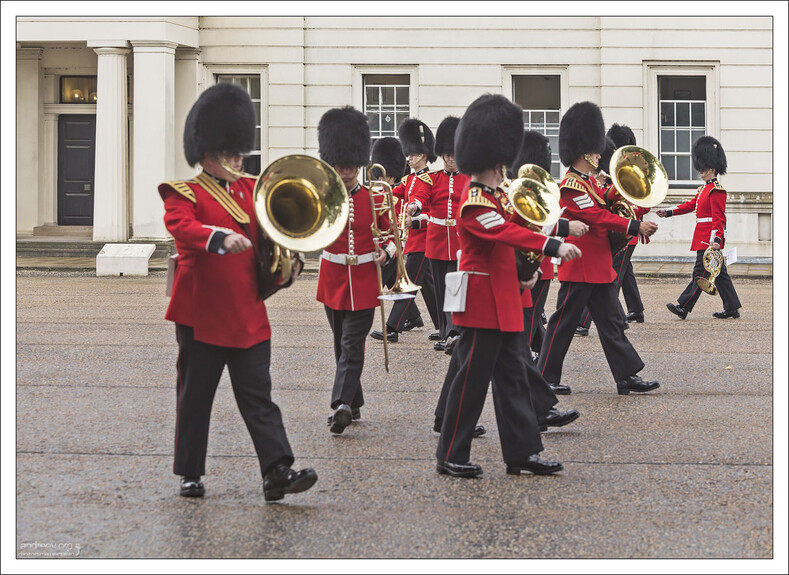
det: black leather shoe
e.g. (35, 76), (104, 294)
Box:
(626, 311), (645, 323)
(712, 309), (740, 319)
(328, 404), (353, 434)
(541, 313), (547, 326)
(506, 454), (563, 476)
(263, 463), (318, 501)
(434, 340), (446, 351)
(623, 321), (630, 330)
(370, 329), (398, 342)
(537, 408), (580, 432)
(433, 417), (486, 438)
(437, 460), (483, 478)
(444, 335), (459, 355)
(548, 382), (572, 395)
(666, 302), (688, 320)
(402, 317), (424, 331)
(574, 326), (589, 336)
(428, 331), (442, 341)
(616, 374), (660, 395)
(351, 407), (361, 420)
(179, 476), (205, 497)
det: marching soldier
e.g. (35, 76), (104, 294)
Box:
(435, 94), (581, 479)
(369, 119), (439, 343)
(316, 106), (395, 435)
(405, 116), (468, 352)
(537, 102), (660, 396)
(657, 136), (742, 319)
(159, 83), (317, 501)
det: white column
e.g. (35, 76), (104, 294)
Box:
(16, 47), (42, 234)
(41, 112), (58, 226)
(131, 41), (178, 240)
(91, 45), (130, 241)
(175, 48), (201, 179)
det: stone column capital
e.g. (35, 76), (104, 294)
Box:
(17, 46), (43, 60)
(93, 46), (132, 57)
(130, 40), (179, 54)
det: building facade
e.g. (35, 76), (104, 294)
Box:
(15, 16), (773, 257)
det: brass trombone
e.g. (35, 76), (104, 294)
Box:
(367, 163), (421, 372)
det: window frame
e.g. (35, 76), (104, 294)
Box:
(353, 65), (418, 144)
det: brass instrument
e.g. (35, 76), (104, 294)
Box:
(221, 154), (349, 286)
(367, 163), (421, 372)
(606, 145), (669, 254)
(695, 246), (724, 296)
(506, 164), (562, 280)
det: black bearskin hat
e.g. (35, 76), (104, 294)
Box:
(398, 119), (437, 163)
(435, 116), (461, 157)
(606, 123), (637, 148)
(318, 106), (371, 167)
(370, 137), (407, 181)
(183, 83), (255, 167)
(508, 130), (552, 178)
(558, 101), (606, 166)
(455, 94), (524, 175)
(692, 136), (727, 175)
(599, 136), (618, 176)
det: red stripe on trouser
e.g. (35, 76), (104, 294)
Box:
(173, 327), (183, 473)
(541, 284), (572, 377)
(445, 329), (477, 462)
(394, 255), (426, 329)
(615, 251), (628, 290)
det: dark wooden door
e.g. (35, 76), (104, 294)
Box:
(57, 115), (96, 225)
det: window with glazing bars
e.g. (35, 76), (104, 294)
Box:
(216, 75), (263, 175)
(658, 76), (707, 184)
(363, 74), (410, 143)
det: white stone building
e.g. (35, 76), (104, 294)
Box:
(14, 15), (774, 257)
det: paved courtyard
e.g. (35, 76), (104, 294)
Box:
(12, 269), (778, 562)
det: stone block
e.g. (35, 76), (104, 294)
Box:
(95, 243), (156, 277)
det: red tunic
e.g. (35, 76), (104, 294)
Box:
(669, 179), (728, 250)
(557, 171), (641, 284)
(316, 185), (393, 311)
(159, 174), (270, 349)
(393, 169), (432, 254)
(410, 170), (468, 261)
(453, 182), (561, 332)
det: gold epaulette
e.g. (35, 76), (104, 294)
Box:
(696, 184), (705, 194)
(562, 175), (604, 205)
(400, 175), (409, 186)
(162, 180), (197, 203)
(417, 172), (433, 186)
(712, 180), (726, 192)
(459, 186), (497, 216)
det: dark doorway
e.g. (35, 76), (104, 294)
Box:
(57, 115), (96, 225)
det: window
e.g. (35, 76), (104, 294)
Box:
(659, 76), (707, 184)
(60, 76), (97, 104)
(216, 75), (262, 175)
(363, 74), (410, 142)
(512, 75), (561, 179)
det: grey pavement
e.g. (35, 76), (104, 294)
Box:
(14, 270), (775, 559)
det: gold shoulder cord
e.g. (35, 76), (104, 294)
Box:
(194, 172), (250, 225)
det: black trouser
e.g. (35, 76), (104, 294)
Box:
(617, 243), (644, 314)
(325, 306), (376, 410)
(678, 249), (742, 313)
(430, 258), (459, 340)
(538, 281), (645, 385)
(579, 251), (629, 330)
(173, 325), (294, 478)
(386, 251), (439, 332)
(528, 278), (552, 353)
(436, 327), (543, 466)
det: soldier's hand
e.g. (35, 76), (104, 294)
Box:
(222, 233), (252, 254)
(568, 220), (589, 237)
(520, 271), (539, 291)
(375, 247), (388, 265)
(709, 241), (722, 251)
(406, 203), (418, 216)
(404, 214), (413, 228)
(639, 220), (658, 237)
(557, 243), (582, 261)
(655, 208), (667, 218)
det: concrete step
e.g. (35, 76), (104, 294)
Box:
(16, 238), (175, 259)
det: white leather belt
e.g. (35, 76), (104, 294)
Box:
(696, 217), (713, 223)
(429, 216), (456, 226)
(321, 250), (376, 266)
(464, 271), (490, 276)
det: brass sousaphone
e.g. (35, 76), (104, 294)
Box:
(606, 146), (669, 254)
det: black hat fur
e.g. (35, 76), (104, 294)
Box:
(398, 119), (437, 163)
(599, 136), (617, 176)
(606, 123), (637, 148)
(318, 106), (371, 167)
(508, 130), (552, 178)
(692, 136), (727, 175)
(435, 116), (460, 157)
(558, 101), (606, 166)
(183, 83), (255, 167)
(371, 137), (407, 181)
(455, 94), (524, 175)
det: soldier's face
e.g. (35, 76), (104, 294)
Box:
(334, 165), (360, 191)
(442, 154), (457, 172)
(408, 154), (427, 171)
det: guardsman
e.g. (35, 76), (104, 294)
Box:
(657, 136), (742, 319)
(405, 116), (468, 352)
(159, 83), (317, 501)
(536, 102), (660, 396)
(369, 119), (439, 343)
(435, 94), (581, 479)
(316, 106), (395, 435)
